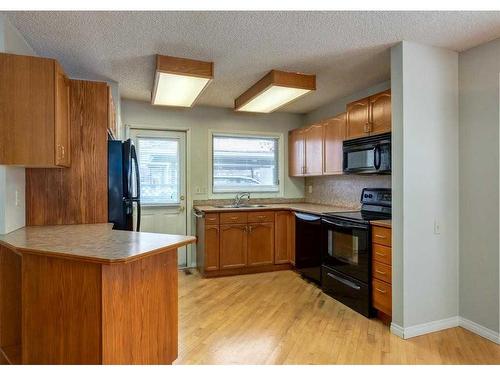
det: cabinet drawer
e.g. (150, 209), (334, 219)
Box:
(372, 244), (392, 265)
(204, 213), (219, 225)
(248, 211), (275, 223)
(372, 226), (391, 246)
(372, 279), (392, 316)
(372, 260), (392, 284)
(220, 212), (248, 224)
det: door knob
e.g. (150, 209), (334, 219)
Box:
(180, 195), (185, 201)
(179, 206), (185, 212)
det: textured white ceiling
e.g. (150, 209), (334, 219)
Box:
(4, 11), (500, 113)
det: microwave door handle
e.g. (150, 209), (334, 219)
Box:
(374, 145), (381, 170)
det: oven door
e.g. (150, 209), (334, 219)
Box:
(322, 218), (370, 283)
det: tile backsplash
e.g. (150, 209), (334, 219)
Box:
(305, 175), (391, 209)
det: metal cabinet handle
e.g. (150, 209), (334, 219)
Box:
(375, 288), (387, 294)
(375, 234), (386, 239)
(248, 225), (252, 233)
(375, 270), (386, 275)
(230, 216), (238, 220)
(375, 252), (386, 257)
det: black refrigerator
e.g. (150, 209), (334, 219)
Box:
(108, 139), (141, 231)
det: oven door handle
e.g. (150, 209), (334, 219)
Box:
(326, 272), (361, 290)
(322, 218), (367, 230)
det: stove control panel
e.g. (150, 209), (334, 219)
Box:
(360, 188), (392, 207)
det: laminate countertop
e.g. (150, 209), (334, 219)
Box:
(0, 223), (196, 264)
(194, 203), (355, 216)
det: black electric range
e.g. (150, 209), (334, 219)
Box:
(320, 188), (391, 317)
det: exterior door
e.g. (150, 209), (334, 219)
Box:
(129, 129), (188, 268)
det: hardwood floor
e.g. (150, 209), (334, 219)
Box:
(176, 270), (500, 365)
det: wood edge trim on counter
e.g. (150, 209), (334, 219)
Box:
(370, 221), (392, 229)
(0, 237), (197, 265)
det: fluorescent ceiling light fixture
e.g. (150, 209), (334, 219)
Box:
(235, 70), (316, 113)
(151, 54), (213, 107)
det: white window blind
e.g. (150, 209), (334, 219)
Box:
(137, 137), (180, 205)
(212, 134), (279, 193)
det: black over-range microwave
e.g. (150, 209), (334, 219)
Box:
(343, 133), (391, 174)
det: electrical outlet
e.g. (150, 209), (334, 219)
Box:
(434, 220), (441, 235)
(308, 185), (313, 194)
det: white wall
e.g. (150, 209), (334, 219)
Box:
(391, 41), (459, 335)
(121, 99), (305, 202)
(459, 38), (500, 335)
(0, 15), (36, 234)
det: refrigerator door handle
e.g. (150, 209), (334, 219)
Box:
(130, 144), (141, 232)
(131, 144), (140, 200)
(135, 201), (141, 232)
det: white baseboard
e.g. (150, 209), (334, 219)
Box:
(403, 316), (459, 339)
(390, 323), (404, 338)
(459, 317), (500, 344)
(390, 316), (499, 345)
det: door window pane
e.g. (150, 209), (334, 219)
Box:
(212, 134), (279, 193)
(137, 137), (179, 204)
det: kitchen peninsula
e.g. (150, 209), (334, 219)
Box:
(0, 224), (196, 365)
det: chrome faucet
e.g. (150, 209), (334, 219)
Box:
(233, 192), (251, 207)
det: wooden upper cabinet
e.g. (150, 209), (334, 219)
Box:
(369, 89), (391, 135)
(247, 222), (274, 266)
(304, 124), (323, 176)
(107, 86), (117, 139)
(0, 53), (71, 167)
(323, 113), (346, 175)
(219, 224), (247, 270)
(288, 129), (305, 177)
(54, 62), (71, 167)
(346, 98), (370, 140)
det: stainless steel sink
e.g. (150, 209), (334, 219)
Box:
(214, 204), (267, 208)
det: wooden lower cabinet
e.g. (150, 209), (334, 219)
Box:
(220, 224), (248, 270)
(371, 222), (392, 319)
(274, 211), (294, 264)
(247, 223), (274, 266)
(196, 210), (295, 276)
(204, 226), (220, 271)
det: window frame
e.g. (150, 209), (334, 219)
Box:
(135, 134), (182, 207)
(208, 129), (284, 198)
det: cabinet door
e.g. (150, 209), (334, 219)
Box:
(220, 224), (247, 269)
(274, 211), (290, 264)
(369, 89), (391, 135)
(247, 222), (274, 266)
(288, 212), (296, 265)
(204, 225), (220, 271)
(346, 98), (370, 140)
(107, 86), (117, 138)
(323, 113), (346, 175)
(288, 129), (305, 176)
(54, 61), (71, 167)
(304, 124), (323, 176)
